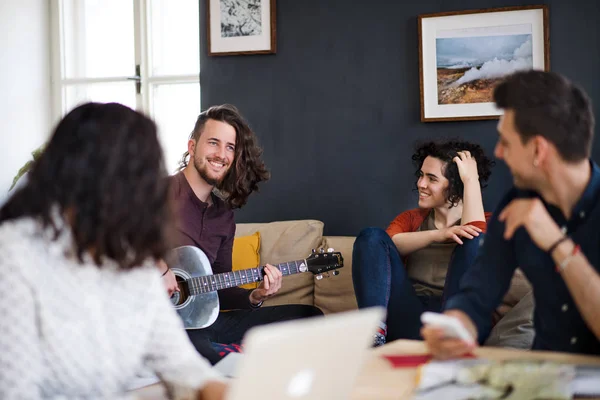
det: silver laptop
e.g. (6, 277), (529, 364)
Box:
(224, 307), (385, 400)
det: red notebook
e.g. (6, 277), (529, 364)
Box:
(382, 353), (476, 368)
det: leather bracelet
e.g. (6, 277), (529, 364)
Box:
(547, 235), (569, 256)
(249, 299), (264, 309)
(161, 266), (170, 277)
(249, 291), (264, 308)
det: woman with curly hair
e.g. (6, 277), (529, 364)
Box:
(0, 103), (227, 399)
(352, 139), (494, 346)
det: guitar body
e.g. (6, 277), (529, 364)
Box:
(167, 246), (220, 329)
(167, 245), (344, 330)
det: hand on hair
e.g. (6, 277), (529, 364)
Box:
(453, 150), (479, 184)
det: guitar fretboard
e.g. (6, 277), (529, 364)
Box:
(187, 259), (307, 295)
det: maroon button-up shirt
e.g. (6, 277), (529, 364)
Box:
(169, 172), (252, 310)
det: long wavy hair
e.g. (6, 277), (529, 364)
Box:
(178, 104), (270, 208)
(412, 139), (495, 207)
(0, 102), (173, 269)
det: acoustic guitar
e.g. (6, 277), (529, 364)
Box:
(167, 246), (344, 329)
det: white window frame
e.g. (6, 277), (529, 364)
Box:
(49, 0), (200, 123)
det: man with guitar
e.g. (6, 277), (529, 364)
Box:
(164, 104), (323, 364)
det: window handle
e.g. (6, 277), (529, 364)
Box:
(127, 65), (142, 94)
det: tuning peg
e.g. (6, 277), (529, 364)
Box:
(311, 249), (316, 254)
(332, 270), (340, 276)
(316, 274), (323, 280)
(319, 248), (325, 253)
(327, 248), (335, 252)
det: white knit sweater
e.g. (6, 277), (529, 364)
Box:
(0, 216), (222, 399)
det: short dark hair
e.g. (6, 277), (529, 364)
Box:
(178, 104), (270, 209)
(0, 102), (173, 269)
(493, 70), (594, 162)
(412, 140), (494, 207)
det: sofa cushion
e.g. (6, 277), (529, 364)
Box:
(235, 220), (325, 307)
(485, 290), (535, 349)
(494, 268), (533, 323)
(315, 236), (358, 314)
(232, 232), (261, 290)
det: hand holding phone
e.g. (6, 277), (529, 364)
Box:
(420, 312), (475, 344)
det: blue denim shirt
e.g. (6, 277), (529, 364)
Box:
(445, 161), (600, 355)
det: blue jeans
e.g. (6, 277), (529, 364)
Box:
(352, 227), (482, 341)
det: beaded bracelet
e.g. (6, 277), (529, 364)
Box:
(556, 244), (581, 273)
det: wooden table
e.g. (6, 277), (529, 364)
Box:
(352, 340), (600, 400)
(132, 340), (600, 399)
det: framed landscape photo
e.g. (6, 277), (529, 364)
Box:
(418, 5), (549, 122)
(207, 0), (276, 56)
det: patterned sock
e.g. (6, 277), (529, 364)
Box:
(373, 322), (387, 347)
(373, 331), (387, 347)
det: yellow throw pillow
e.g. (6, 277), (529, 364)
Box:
(232, 232), (261, 289)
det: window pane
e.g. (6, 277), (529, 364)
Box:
(148, 0), (200, 76)
(61, 0), (135, 79)
(63, 82), (137, 114)
(151, 83), (200, 173)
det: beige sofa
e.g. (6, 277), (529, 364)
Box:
(235, 219), (357, 314)
(235, 219), (535, 348)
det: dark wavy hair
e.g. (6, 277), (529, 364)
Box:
(412, 140), (495, 207)
(0, 102), (173, 269)
(178, 104), (270, 209)
(494, 70), (594, 162)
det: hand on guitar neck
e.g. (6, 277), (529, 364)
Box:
(248, 264), (283, 306)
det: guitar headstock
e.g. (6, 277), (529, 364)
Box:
(305, 248), (344, 276)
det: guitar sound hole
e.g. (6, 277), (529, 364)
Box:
(171, 276), (190, 306)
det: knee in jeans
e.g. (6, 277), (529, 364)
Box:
(451, 233), (484, 259)
(355, 227), (388, 245)
(462, 233), (484, 246)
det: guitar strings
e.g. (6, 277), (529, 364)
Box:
(188, 261), (303, 295)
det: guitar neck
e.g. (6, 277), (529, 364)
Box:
(189, 259), (307, 295)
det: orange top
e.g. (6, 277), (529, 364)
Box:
(385, 208), (491, 238)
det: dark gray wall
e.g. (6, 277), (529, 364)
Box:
(199, 0), (600, 236)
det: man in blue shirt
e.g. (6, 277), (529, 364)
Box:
(422, 70), (600, 357)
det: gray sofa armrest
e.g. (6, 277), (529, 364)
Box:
(484, 290), (535, 349)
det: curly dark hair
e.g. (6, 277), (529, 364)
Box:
(178, 104), (270, 209)
(0, 102), (173, 269)
(493, 70), (594, 162)
(412, 139), (495, 207)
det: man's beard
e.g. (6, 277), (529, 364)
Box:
(193, 156), (227, 186)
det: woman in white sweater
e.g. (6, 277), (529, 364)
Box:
(0, 102), (227, 399)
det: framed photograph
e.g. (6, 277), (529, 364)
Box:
(207, 0), (276, 56)
(418, 5), (549, 122)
